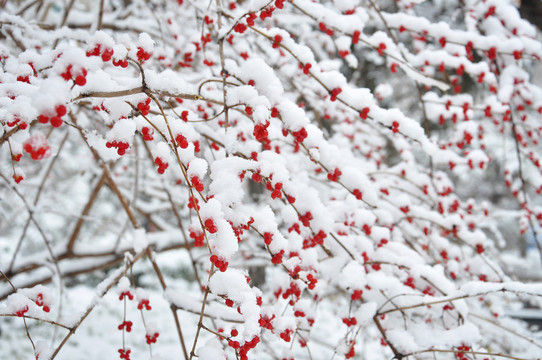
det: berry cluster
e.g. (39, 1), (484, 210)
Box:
(279, 328), (293, 342)
(106, 140), (130, 155)
(266, 181), (283, 199)
(263, 232), (273, 245)
(23, 133), (51, 160)
(13, 174), (24, 184)
(187, 195), (200, 210)
(16, 305), (29, 317)
(119, 291), (134, 301)
(258, 314), (275, 330)
(303, 230), (327, 249)
(118, 320), (133, 332)
(86, 43), (114, 62)
(35, 293), (50, 312)
(118, 349), (131, 360)
(38, 104), (67, 127)
(204, 218), (218, 233)
(190, 175), (203, 192)
(145, 332), (159, 344)
(330, 87), (342, 101)
(175, 133), (189, 148)
(351, 289), (363, 301)
(7, 115), (27, 129)
(112, 58), (129, 68)
(141, 126), (154, 141)
(137, 299), (151, 311)
(189, 229), (205, 247)
(342, 316), (357, 326)
(352, 189), (363, 200)
(253, 121), (270, 149)
(60, 65), (87, 86)
(237, 336), (260, 360)
(271, 250), (284, 264)
(154, 157), (168, 174)
(137, 47), (152, 62)
(137, 98), (151, 116)
(210, 254), (228, 272)
(327, 168), (342, 182)
(298, 211), (313, 227)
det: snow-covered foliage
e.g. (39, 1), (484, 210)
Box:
(1, 0), (542, 359)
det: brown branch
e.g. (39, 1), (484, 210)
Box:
(66, 173), (106, 254)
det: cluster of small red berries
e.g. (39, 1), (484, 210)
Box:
(16, 305), (29, 317)
(345, 341), (356, 358)
(272, 34), (282, 49)
(112, 58), (129, 68)
(351, 289), (363, 301)
(38, 104), (66, 127)
(291, 127), (307, 144)
(352, 189), (363, 200)
(205, 218), (218, 233)
(119, 290), (134, 301)
(306, 273), (317, 289)
(279, 328), (293, 342)
(359, 107), (370, 119)
(35, 293), (50, 312)
(327, 168), (341, 181)
(391, 121), (400, 133)
(271, 250), (284, 264)
(118, 320), (133, 332)
(298, 211), (313, 227)
(154, 157), (168, 174)
(145, 332), (159, 344)
(259, 6), (275, 20)
(377, 42), (387, 56)
(13, 174), (24, 184)
(137, 299), (151, 311)
(106, 140), (130, 155)
(263, 232), (273, 245)
(137, 98), (151, 116)
(342, 317), (357, 326)
(60, 65), (87, 86)
(7, 115), (28, 129)
(141, 126), (154, 141)
(265, 181), (283, 199)
(118, 349), (131, 360)
(23, 135), (50, 160)
(137, 47), (152, 62)
(237, 336), (260, 360)
(299, 62), (312, 74)
(86, 43), (114, 62)
(318, 22), (334, 36)
(456, 344), (471, 359)
(404, 277), (416, 289)
(253, 121), (270, 149)
(189, 229), (205, 247)
(229, 218), (253, 242)
(187, 195), (200, 210)
(190, 175), (204, 192)
(282, 281), (301, 304)
(210, 254), (228, 272)
(258, 314), (275, 330)
(234, 23), (248, 33)
(330, 87), (342, 101)
(175, 133), (189, 148)
(303, 230), (327, 249)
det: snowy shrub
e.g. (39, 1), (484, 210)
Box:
(1, 0), (542, 359)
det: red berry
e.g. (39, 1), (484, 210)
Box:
(50, 116), (63, 128)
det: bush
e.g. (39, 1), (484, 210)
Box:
(1, 0), (542, 359)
